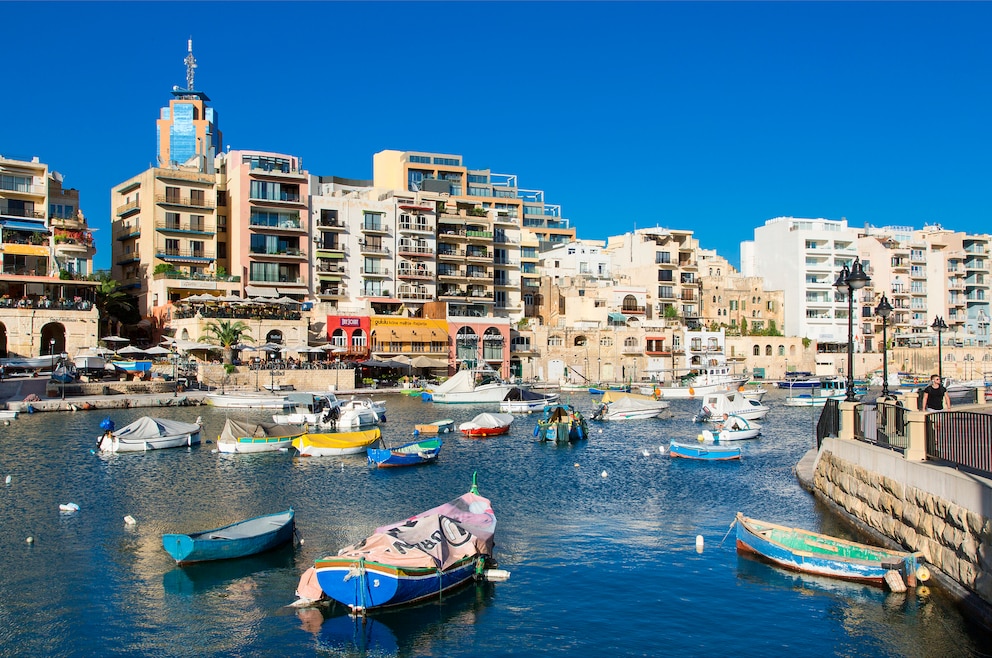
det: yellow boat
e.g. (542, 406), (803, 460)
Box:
(291, 428), (381, 456)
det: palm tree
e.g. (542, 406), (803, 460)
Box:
(200, 319), (253, 365)
(93, 272), (138, 338)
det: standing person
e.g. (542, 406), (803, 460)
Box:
(921, 374), (950, 411)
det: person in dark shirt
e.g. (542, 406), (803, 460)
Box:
(921, 375), (950, 411)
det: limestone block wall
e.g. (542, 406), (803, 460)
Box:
(813, 446), (992, 607)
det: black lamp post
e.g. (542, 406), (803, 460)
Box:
(834, 257), (871, 401)
(171, 347), (178, 397)
(931, 315), (948, 380)
(875, 294), (893, 399)
(49, 338), (56, 372)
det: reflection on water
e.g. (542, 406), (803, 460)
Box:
(0, 389), (989, 656)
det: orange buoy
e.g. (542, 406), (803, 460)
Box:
(689, 387), (695, 396)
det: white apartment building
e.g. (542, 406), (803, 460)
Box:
(742, 217), (861, 346)
(540, 240), (611, 283)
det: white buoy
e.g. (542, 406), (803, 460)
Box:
(483, 568), (511, 582)
(211, 448), (219, 454)
(598, 429), (603, 434)
(695, 535), (704, 553)
(574, 463), (579, 468)
(659, 445), (667, 455)
(59, 502), (80, 513)
(5, 475), (10, 485)
(642, 449), (650, 457)
(26, 536), (34, 544)
(123, 515), (137, 526)
(601, 470), (608, 478)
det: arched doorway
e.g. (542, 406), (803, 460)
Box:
(41, 323), (66, 357)
(456, 327), (478, 367)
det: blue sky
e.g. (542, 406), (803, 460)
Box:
(4, 2), (990, 272)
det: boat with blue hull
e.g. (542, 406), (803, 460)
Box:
(162, 509), (296, 565)
(535, 404), (588, 443)
(667, 440), (742, 460)
(367, 438), (442, 468)
(310, 476), (498, 614)
(733, 513), (929, 588)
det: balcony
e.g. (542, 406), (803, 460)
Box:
(398, 221), (434, 234)
(465, 250), (491, 261)
(359, 244), (390, 256)
(398, 243), (434, 258)
(397, 266), (434, 280)
(0, 206), (46, 220)
(250, 218), (304, 232)
(155, 247), (215, 262)
(621, 305), (646, 315)
(155, 194), (215, 210)
(156, 220), (216, 235)
(250, 248), (307, 260)
(397, 287), (433, 300)
(317, 218), (347, 231)
(362, 267), (390, 278)
(152, 270), (240, 283)
(317, 288), (346, 299)
(361, 222), (391, 236)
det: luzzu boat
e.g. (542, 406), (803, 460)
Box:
(308, 475), (498, 613)
(734, 513), (929, 589)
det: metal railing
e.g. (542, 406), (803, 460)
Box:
(816, 398), (840, 449)
(853, 402), (908, 453)
(926, 411), (992, 477)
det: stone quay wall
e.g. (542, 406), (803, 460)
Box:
(812, 435), (992, 610)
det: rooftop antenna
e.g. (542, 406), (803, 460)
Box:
(185, 38), (197, 91)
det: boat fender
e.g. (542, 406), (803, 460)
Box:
(689, 387), (695, 396)
(697, 434), (705, 443)
(26, 405), (34, 414)
(483, 568), (511, 582)
(533, 425), (539, 438)
(916, 566), (930, 582)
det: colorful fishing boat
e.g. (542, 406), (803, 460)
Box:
(291, 428), (381, 456)
(666, 440), (742, 460)
(309, 475), (498, 613)
(698, 415), (761, 442)
(734, 513), (929, 588)
(413, 418), (455, 435)
(535, 404), (588, 443)
(367, 437), (442, 468)
(458, 412), (513, 437)
(216, 419), (304, 454)
(162, 509), (296, 565)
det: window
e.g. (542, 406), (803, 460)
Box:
(548, 335), (563, 347)
(753, 345), (760, 356)
(190, 189), (205, 207)
(765, 345), (772, 356)
(658, 270), (673, 282)
(165, 212), (180, 229)
(218, 242), (227, 258)
(165, 186), (180, 203)
(778, 345), (785, 356)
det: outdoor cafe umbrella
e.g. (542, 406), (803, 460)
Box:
(142, 346), (173, 357)
(410, 355), (448, 369)
(274, 296), (302, 305)
(101, 335), (129, 345)
(116, 345), (147, 356)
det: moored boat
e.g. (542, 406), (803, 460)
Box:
(272, 393), (340, 424)
(734, 513), (929, 589)
(666, 440), (742, 460)
(459, 412), (513, 437)
(535, 404), (588, 443)
(291, 428), (381, 456)
(500, 387), (560, 413)
(413, 418), (455, 435)
(694, 390), (770, 422)
(422, 368), (513, 404)
(162, 509), (296, 565)
(592, 391), (670, 421)
(98, 416), (202, 453)
(216, 419), (304, 454)
(205, 392), (290, 409)
(698, 415), (761, 442)
(309, 476), (498, 613)
(367, 437), (442, 468)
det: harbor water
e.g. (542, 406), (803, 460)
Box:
(0, 389), (989, 656)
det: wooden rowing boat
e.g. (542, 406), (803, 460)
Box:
(162, 509), (295, 565)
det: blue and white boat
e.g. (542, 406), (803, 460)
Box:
(162, 509), (296, 565)
(367, 438), (442, 468)
(666, 440), (742, 460)
(311, 476), (497, 613)
(734, 513), (929, 589)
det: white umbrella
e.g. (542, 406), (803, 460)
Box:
(143, 346), (172, 356)
(116, 345), (147, 355)
(101, 335), (129, 344)
(274, 296), (302, 305)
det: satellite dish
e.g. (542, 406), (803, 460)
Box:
(173, 85), (180, 91)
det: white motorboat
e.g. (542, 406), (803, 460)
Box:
(500, 388), (560, 413)
(204, 392), (290, 409)
(97, 416), (202, 453)
(423, 368), (514, 404)
(591, 392), (670, 421)
(694, 390), (770, 422)
(318, 396), (385, 429)
(698, 415), (761, 441)
(783, 377), (851, 407)
(272, 393), (340, 424)
(646, 330), (747, 399)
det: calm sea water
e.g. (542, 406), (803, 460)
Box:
(0, 389), (988, 657)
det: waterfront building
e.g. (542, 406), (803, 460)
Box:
(0, 154), (100, 358)
(604, 227), (703, 327)
(742, 216), (861, 347)
(696, 249), (785, 336)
